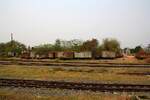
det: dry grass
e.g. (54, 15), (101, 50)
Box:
(0, 87), (132, 100)
(0, 65), (149, 84)
(0, 94), (131, 100)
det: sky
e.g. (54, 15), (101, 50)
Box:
(0, 0), (150, 48)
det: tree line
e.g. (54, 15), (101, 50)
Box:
(32, 38), (121, 56)
(0, 38), (145, 57)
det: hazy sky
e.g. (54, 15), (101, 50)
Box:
(0, 0), (150, 48)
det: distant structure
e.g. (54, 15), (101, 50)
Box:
(123, 48), (131, 56)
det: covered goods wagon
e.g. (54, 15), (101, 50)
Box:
(136, 49), (150, 59)
(101, 51), (116, 59)
(21, 52), (30, 59)
(74, 51), (92, 59)
(48, 52), (55, 59)
(56, 52), (74, 59)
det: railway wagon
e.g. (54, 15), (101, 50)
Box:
(21, 52), (31, 59)
(48, 52), (55, 59)
(136, 49), (150, 59)
(21, 51), (36, 59)
(36, 54), (49, 59)
(56, 52), (74, 59)
(101, 51), (116, 59)
(30, 51), (36, 59)
(74, 51), (92, 59)
(116, 51), (123, 58)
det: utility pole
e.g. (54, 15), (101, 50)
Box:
(11, 33), (13, 42)
(11, 33), (13, 47)
(10, 33), (14, 56)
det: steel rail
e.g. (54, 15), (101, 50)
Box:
(0, 78), (150, 92)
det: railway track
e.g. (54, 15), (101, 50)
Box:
(0, 60), (150, 68)
(0, 78), (150, 92)
(1, 58), (150, 65)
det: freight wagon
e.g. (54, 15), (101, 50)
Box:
(21, 52), (31, 59)
(135, 49), (150, 59)
(48, 52), (55, 59)
(74, 51), (92, 59)
(101, 51), (116, 59)
(35, 52), (56, 59)
(21, 51), (36, 59)
(21, 51), (121, 59)
(36, 54), (49, 59)
(56, 52), (74, 59)
(30, 51), (36, 59)
(116, 50), (123, 58)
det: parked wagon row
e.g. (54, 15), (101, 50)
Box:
(21, 51), (120, 59)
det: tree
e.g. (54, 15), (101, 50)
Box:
(53, 39), (83, 52)
(101, 38), (120, 52)
(54, 39), (62, 51)
(32, 44), (54, 54)
(0, 40), (26, 57)
(70, 39), (83, 52)
(134, 46), (142, 53)
(81, 39), (98, 51)
(81, 38), (99, 57)
(0, 43), (6, 56)
(60, 39), (83, 51)
(130, 48), (135, 54)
